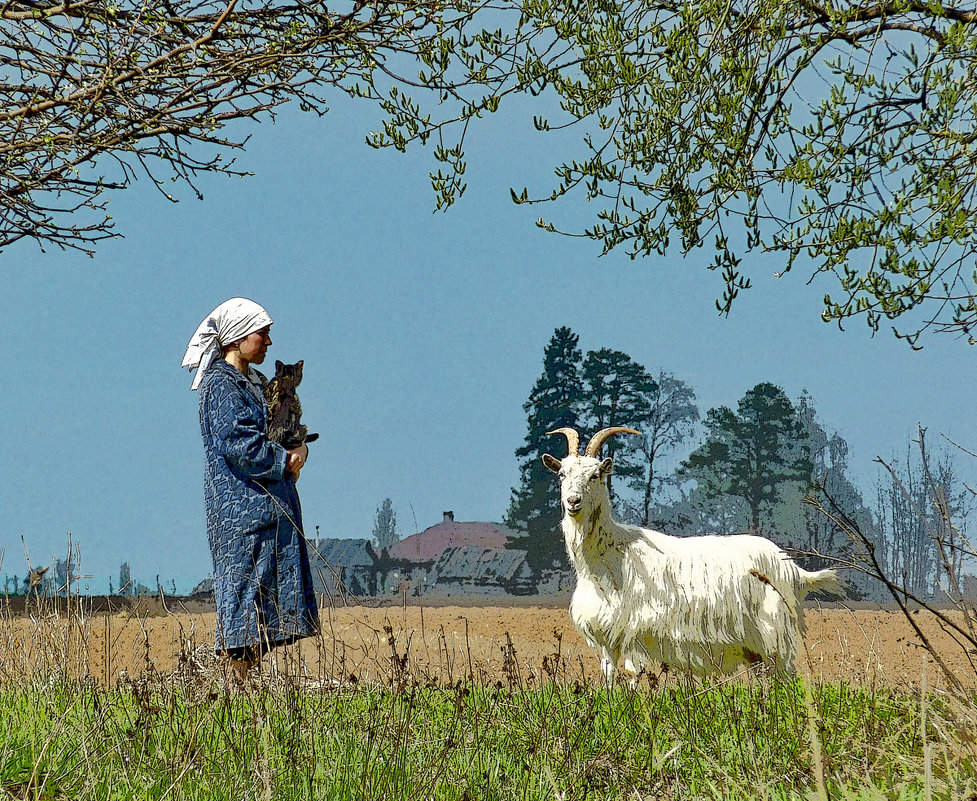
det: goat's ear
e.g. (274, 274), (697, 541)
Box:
(599, 457), (614, 476)
(542, 454), (562, 474)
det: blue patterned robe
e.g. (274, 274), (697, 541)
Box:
(198, 358), (318, 654)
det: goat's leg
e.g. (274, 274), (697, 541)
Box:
(600, 647), (618, 685)
(622, 655), (646, 689)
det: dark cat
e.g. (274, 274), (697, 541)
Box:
(264, 359), (319, 450)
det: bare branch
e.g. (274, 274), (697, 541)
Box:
(0, 0), (520, 251)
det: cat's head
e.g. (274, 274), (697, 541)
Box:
(273, 359), (304, 388)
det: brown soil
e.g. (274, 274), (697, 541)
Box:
(3, 600), (974, 690)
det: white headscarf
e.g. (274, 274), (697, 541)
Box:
(182, 297), (273, 390)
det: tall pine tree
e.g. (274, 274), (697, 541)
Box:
(680, 383), (812, 537)
(505, 327), (584, 572)
(580, 348), (658, 509)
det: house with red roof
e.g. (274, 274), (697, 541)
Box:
(388, 511), (514, 563)
(378, 511), (531, 595)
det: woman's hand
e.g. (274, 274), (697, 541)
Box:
(286, 443), (309, 480)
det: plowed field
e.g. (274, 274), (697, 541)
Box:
(3, 600), (973, 690)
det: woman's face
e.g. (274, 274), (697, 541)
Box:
(236, 326), (272, 364)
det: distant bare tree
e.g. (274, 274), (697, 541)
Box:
(624, 370), (698, 526)
(875, 432), (973, 599)
(807, 427), (977, 693)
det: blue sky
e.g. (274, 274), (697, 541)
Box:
(2, 93), (974, 593)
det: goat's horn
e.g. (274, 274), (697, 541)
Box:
(584, 426), (640, 457)
(545, 428), (580, 456)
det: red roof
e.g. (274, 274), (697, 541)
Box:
(389, 517), (510, 562)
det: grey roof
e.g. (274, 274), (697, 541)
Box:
(434, 546), (530, 583)
(310, 538), (378, 568)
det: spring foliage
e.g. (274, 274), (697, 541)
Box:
(374, 0), (977, 341)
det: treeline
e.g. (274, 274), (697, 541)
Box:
(505, 328), (973, 601)
(3, 557), (171, 598)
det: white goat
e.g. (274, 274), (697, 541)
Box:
(543, 427), (842, 682)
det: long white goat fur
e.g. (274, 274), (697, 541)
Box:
(543, 427), (843, 680)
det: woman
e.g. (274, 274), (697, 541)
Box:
(182, 297), (319, 677)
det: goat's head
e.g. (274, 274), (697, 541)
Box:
(542, 427), (639, 518)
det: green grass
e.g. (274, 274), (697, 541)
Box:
(1, 672), (973, 801)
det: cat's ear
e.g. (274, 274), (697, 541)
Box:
(296, 360), (303, 369)
(275, 360), (284, 372)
